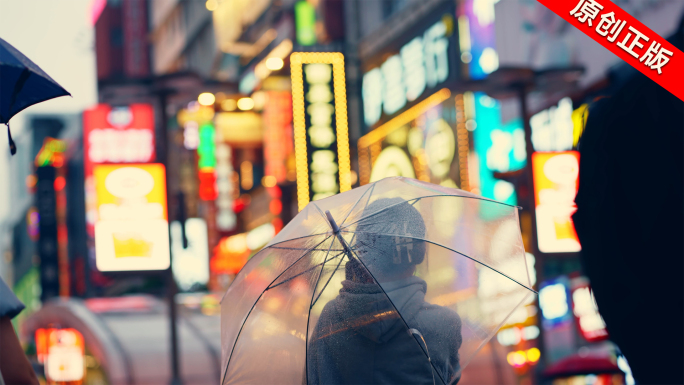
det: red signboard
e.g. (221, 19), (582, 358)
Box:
(83, 104), (156, 235)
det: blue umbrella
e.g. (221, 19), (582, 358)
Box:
(0, 37), (71, 155)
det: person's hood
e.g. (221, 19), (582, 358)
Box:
(330, 276), (427, 343)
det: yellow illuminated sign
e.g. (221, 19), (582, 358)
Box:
(291, 52), (351, 210)
(93, 163), (170, 271)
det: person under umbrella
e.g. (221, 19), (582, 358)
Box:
(307, 198), (463, 385)
(0, 37), (70, 155)
(220, 177), (535, 385)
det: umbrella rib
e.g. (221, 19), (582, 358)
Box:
(266, 250), (346, 291)
(222, 235), (332, 384)
(310, 249), (348, 309)
(259, 231), (331, 251)
(339, 181), (377, 227)
(404, 179), (523, 209)
(339, 194), (521, 231)
(310, 202), (332, 231)
(305, 234), (338, 385)
(458, 292), (535, 375)
(340, 238), (448, 385)
(310, 225), (365, 309)
(343, 230), (537, 294)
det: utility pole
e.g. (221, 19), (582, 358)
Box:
(156, 89), (183, 385)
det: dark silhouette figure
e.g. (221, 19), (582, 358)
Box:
(573, 15), (684, 384)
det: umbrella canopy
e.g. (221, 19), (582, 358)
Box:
(221, 177), (535, 385)
(0, 37), (71, 154)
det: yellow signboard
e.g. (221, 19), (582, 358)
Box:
(93, 163), (170, 271)
(290, 52), (351, 210)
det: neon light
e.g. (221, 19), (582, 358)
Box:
(198, 123), (216, 170)
(36, 328), (85, 382)
(35, 138), (67, 167)
(295, 1), (316, 46)
(539, 283), (569, 320)
(290, 52), (351, 210)
(530, 97), (575, 152)
(471, 92), (525, 209)
(93, 164), (170, 271)
(532, 151), (581, 253)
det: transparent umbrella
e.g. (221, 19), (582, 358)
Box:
(221, 177), (536, 385)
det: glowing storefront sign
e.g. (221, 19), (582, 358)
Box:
(290, 52), (351, 210)
(177, 103), (215, 150)
(83, 104), (156, 235)
(530, 97), (575, 152)
(358, 90), (469, 190)
(571, 277), (608, 342)
(472, 92), (526, 207)
(212, 222), (276, 275)
(532, 151), (581, 253)
(263, 91), (293, 183)
(539, 283), (569, 321)
(35, 328), (85, 383)
(295, 1), (316, 46)
(93, 164), (170, 271)
(198, 122), (218, 201)
(457, 0), (499, 79)
(35, 138), (66, 167)
(171, 218), (209, 291)
(362, 10), (457, 129)
(84, 104), (155, 165)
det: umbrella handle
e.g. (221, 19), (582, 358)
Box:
(325, 210), (348, 252)
(325, 210), (340, 233)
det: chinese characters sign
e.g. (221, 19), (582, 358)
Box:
(290, 52), (352, 210)
(362, 6), (459, 129)
(538, 0), (684, 101)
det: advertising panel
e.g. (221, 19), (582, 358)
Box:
(35, 328), (85, 383)
(532, 151), (581, 253)
(83, 104), (156, 236)
(171, 218), (209, 291)
(93, 163), (170, 271)
(361, 4), (459, 130)
(290, 52), (351, 210)
(357, 91), (469, 191)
